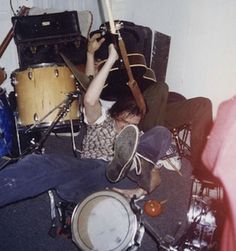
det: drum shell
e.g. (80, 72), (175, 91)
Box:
(0, 88), (15, 156)
(71, 190), (138, 251)
(13, 64), (79, 126)
(186, 179), (224, 249)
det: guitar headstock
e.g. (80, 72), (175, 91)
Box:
(100, 20), (123, 34)
(15, 5), (30, 17)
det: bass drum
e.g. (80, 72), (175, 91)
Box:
(184, 178), (224, 250)
(12, 64), (79, 127)
(71, 190), (140, 251)
(0, 88), (15, 157)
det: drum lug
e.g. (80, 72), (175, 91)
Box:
(34, 113), (39, 122)
(54, 69), (59, 77)
(10, 73), (17, 85)
(11, 79), (18, 85)
(28, 71), (33, 80)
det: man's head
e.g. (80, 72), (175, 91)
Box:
(109, 97), (145, 131)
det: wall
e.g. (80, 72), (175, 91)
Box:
(109, 0), (236, 116)
(0, 0), (33, 93)
(1, 0), (236, 116)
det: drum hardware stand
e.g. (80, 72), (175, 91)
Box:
(19, 91), (80, 158)
(130, 196), (187, 251)
(169, 183), (221, 251)
(13, 112), (22, 155)
(48, 190), (57, 238)
(70, 94), (86, 158)
(12, 97), (72, 157)
(24, 97), (73, 134)
(171, 216), (212, 251)
(130, 196), (162, 250)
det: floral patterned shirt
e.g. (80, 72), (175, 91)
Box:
(81, 106), (117, 162)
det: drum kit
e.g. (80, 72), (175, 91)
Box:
(0, 59), (90, 160)
(0, 6), (90, 160)
(1, 61), (225, 251)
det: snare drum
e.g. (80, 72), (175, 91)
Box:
(185, 179), (223, 249)
(12, 64), (79, 126)
(71, 190), (139, 251)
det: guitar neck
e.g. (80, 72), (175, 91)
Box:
(118, 38), (135, 81)
(0, 28), (14, 58)
(0, 6), (30, 59)
(103, 0), (146, 116)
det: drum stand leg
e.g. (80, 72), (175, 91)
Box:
(14, 112), (22, 156)
(70, 111), (86, 158)
(130, 197), (162, 250)
(19, 92), (80, 158)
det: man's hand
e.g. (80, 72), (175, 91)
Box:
(87, 33), (105, 54)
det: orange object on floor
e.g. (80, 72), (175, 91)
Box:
(144, 199), (162, 217)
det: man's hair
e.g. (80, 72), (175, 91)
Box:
(108, 96), (144, 119)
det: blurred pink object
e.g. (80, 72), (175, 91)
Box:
(202, 96), (236, 251)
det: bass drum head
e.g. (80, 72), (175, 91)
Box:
(71, 190), (138, 251)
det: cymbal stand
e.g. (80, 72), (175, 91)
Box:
(19, 92), (80, 158)
(70, 93), (85, 157)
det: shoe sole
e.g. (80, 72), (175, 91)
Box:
(106, 124), (139, 182)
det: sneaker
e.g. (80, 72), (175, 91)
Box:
(106, 124), (139, 182)
(157, 143), (182, 171)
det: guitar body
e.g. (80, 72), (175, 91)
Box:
(98, 54), (156, 101)
(98, 53), (147, 82)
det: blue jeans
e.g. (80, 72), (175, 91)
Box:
(138, 125), (171, 162)
(0, 126), (171, 207)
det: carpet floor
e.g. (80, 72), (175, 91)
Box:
(0, 134), (223, 251)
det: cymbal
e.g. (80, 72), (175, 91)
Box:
(60, 53), (91, 92)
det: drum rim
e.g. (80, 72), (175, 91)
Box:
(13, 63), (66, 72)
(71, 190), (138, 251)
